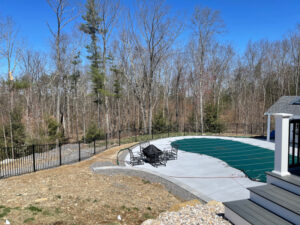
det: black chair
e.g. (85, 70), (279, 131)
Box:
(164, 144), (178, 160)
(128, 148), (144, 166)
(171, 144), (178, 159)
(157, 152), (167, 166)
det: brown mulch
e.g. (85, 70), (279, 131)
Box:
(0, 143), (182, 225)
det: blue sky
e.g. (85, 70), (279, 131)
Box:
(0, 0), (300, 59)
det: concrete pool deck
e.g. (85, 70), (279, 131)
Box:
(124, 136), (275, 202)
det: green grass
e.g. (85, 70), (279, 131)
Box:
(26, 205), (43, 213)
(24, 217), (35, 223)
(143, 213), (154, 219)
(142, 179), (151, 184)
(0, 206), (11, 218)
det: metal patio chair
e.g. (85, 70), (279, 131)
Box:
(164, 144), (178, 160)
(128, 148), (144, 166)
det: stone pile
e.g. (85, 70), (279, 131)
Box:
(142, 201), (232, 225)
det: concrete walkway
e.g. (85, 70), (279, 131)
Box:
(125, 136), (275, 202)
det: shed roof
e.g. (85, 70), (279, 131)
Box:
(265, 96), (300, 115)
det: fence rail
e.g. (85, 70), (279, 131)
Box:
(0, 122), (268, 179)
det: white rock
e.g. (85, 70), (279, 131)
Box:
(117, 215), (121, 221)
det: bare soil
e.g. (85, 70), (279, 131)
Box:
(0, 143), (182, 225)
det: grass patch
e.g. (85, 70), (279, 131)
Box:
(120, 205), (131, 212)
(24, 217), (35, 223)
(26, 205), (42, 213)
(0, 207), (11, 218)
(142, 179), (150, 184)
(143, 213), (154, 219)
(55, 208), (62, 214)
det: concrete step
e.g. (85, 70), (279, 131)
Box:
(224, 199), (292, 225)
(248, 184), (300, 224)
(267, 171), (300, 195)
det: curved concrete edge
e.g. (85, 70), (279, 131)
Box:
(92, 166), (212, 203)
(118, 148), (130, 166)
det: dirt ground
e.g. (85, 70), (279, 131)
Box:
(0, 143), (182, 225)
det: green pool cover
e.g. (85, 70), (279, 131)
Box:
(171, 138), (278, 182)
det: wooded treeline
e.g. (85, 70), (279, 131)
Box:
(0, 0), (299, 147)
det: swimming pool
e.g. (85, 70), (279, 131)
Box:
(171, 138), (275, 182)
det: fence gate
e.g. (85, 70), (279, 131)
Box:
(289, 119), (300, 168)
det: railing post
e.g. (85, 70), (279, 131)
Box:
(93, 139), (96, 155)
(105, 133), (108, 149)
(119, 130), (121, 146)
(292, 122), (296, 166)
(32, 145), (36, 172)
(273, 113), (292, 176)
(59, 143), (62, 165)
(78, 141), (81, 162)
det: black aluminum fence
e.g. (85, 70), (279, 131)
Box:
(0, 122), (267, 179)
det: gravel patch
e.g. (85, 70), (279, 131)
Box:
(142, 201), (232, 225)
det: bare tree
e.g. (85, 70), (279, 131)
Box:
(0, 17), (21, 153)
(189, 6), (224, 134)
(46, 0), (78, 140)
(123, 0), (182, 134)
(97, 0), (120, 134)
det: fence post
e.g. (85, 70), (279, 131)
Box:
(78, 141), (81, 162)
(93, 139), (96, 155)
(152, 127), (154, 140)
(119, 130), (121, 146)
(105, 133), (108, 149)
(32, 145), (36, 172)
(59, 143), (62, 165)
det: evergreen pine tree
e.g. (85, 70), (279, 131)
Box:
(80, 0), (104, 128)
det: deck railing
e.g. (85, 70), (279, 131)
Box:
(289, 120), (300, 168)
